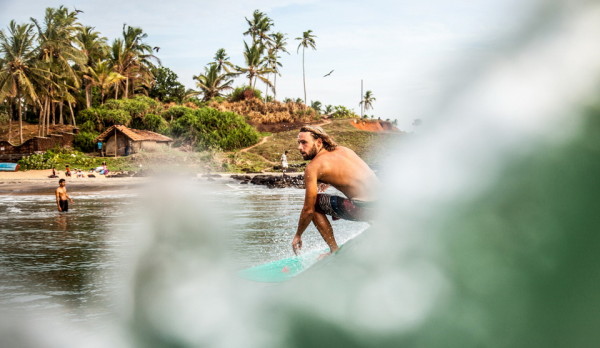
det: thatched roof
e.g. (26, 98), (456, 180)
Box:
(95, 125), (173, 143)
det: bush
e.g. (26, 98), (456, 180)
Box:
(229, 85), (262, 102)
(73, 131), (99, 153)
(18, 148), (137, 171)
(161, 106), (194, 122)
(18, 152), (57, 170)
(78, 108), (131, 131)
(331, 105), (358, 119)
(142, 113), (169, 133)
(171, 107), (260, 151)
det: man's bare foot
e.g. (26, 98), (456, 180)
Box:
(318, 252), (331, 260)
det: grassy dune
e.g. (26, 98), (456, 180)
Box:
(227, 119), (406, 173)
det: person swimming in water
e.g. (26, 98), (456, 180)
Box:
(55, 179), (74, 212)
(292, 125), (379, 255)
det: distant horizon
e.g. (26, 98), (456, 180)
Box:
(0, 0), (523, 130)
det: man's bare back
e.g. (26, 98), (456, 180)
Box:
(305, 146), (378, 202)
(292, 126), (378, 254)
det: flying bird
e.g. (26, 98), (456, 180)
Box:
(323, 70), (334, 77)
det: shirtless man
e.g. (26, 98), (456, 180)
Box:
(55, 179), (74, 212)
(292, 125), (378, 255)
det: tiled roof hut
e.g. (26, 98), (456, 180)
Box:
(95, 125), (173, 156)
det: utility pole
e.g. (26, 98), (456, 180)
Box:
(360, 79), (364, 118)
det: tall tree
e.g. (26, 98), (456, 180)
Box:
(359, 90), (376, 113)
(237, 41), (273, 90)
(31, 6), (86, 131)
(0, 20), (48, 143)
(212, 48), (236, 74)
(112, 24), (160, 99)
(296, 30), (317, 105)
(76, 25), (108, 108)
(149, 66), (185, 103)
(244, 10), (273, 47)
(267, 32), (288, 100)
(192, 63), (234, 101)
(83, 60), (126, 104)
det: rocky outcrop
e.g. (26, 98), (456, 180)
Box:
(231, 174), (304, 189)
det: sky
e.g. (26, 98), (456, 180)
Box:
(0, 0), (525, 130)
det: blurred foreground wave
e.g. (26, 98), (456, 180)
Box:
(3, 1), (600, 347)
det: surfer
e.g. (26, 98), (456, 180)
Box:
(55, 179), (74, 212)
(292, 125), (378, 255)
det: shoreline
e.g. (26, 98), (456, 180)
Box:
(0, 170), (302, 195)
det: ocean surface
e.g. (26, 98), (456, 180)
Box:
(0, 179), (367, 322)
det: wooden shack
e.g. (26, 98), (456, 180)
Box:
(95, 125), (173, 156)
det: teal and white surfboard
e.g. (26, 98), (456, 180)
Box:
(239, 232), (363, 283)
(239, 248), (326, 283)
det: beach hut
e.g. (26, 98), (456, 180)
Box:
(95, 125), (173, 156)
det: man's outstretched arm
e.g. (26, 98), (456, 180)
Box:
(292, 166), (319, 254)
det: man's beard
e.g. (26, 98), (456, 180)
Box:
(301, 144), (318, 160)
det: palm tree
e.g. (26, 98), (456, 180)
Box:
(296, 30), (317, 105)
(84, 60), (126, 104)
(192, 63), (234, 101)
(237, 41), (273, 90)
(31, 6), (86, 130)
(76, 26), (108, 107)
(244, 10), (273, 47)
(0, 20), (48, 143)
(359, 90), (376, 115)
(112, 25), (160, 99)
(268, 32), (288, 100)
(212, 48), (236, 74)
(311, 100), (322, 113)
(264, 50), (280, 100)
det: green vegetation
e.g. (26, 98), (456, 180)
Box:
(149, 66), (186, 103)
(0, 7), (391, 176)
(18, 148), (136, 171)
(170, 107), (260, 151)
(229, 85), (263, 102)
(330, 105), (359, 119)
(243, 119), (402, 171)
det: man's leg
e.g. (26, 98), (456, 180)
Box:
(312, 211), (339, 252)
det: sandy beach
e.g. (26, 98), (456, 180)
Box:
(0, 169), (150, 195)
(0, 169), (300, 195)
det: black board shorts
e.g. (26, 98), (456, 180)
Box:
(315, 193), (374, 221)
(59, 199), (69, 212)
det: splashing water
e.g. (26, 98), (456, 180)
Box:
(3, 1), (600, 347)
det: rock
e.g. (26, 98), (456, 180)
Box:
(245, 174), (304, 189)
(231, 174), (252, 181)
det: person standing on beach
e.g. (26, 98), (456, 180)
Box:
(292, 125), (379, 255)
(281, 150), (289, 176)
(97, 141), (104, 157)
(55, 179), (74, 212)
